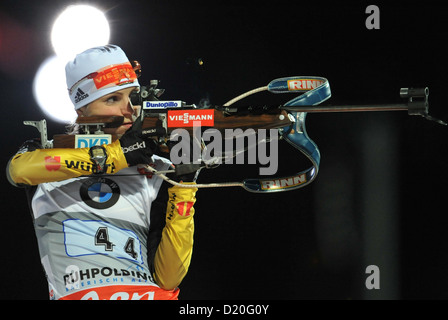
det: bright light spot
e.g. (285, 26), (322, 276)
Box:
(33, 5), (110, 123)
(33, 55), (77, 123)
(51, 5), (110, 62)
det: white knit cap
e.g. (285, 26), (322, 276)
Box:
(65, 44), (140, 109)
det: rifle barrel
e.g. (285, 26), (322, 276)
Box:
(282, 104), (409, 113)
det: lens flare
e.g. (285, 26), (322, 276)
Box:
(33, 56), (77, 123)
(33, 5), (111, 123)
(51, 5), (110, 62)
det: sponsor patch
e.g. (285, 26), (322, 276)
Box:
(60, 285), (179, 300)
(260, 173), (306, 190)
(176, 201), (194, 217)
(75, 134), (112, 149)
(45, 156), (61, 171)
(287, 79), (324, 91)
(167, 109), (214, 127)
(93, 63), (137, 89)
(80, 177), (120, 209)
(143, 101), (182, 109)
(74, 88), (89, 103)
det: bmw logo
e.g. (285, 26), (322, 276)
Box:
(80, 177), (120, 209)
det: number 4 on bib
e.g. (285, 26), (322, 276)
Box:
(95, 227), (115, 251)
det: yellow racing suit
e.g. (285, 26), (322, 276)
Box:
(7, 139), (197, 300)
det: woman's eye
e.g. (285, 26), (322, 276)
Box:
(106, 96), (118, 103)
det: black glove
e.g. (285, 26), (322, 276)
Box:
(172, 163), (203, 182)
(119, 116), (157, 166)
(167, 135), (204, 182)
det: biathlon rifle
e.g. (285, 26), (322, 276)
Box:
(25, 76), (446, 193)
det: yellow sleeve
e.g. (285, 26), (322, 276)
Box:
(154, 183), (198, 290)
(8, 139), (129, 186)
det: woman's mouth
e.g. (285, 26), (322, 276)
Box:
(122, 122), (133, 129)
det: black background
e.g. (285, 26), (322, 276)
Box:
(0, 0), (447, 300)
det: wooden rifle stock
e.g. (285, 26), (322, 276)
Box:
(52, 109), (293, 148)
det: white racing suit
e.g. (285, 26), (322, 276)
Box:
(7, 139), (197, 300)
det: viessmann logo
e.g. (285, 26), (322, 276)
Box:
(93, 63), (137, 89)
(167, 109), (214, 127)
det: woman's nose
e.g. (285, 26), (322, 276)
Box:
(120, 98), (135, 116)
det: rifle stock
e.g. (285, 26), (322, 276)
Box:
(52, 108), (293, 148)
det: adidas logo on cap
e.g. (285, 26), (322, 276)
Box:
(74, 88), (89, 104)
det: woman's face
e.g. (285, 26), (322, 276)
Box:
(76, 87), (139, 137)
